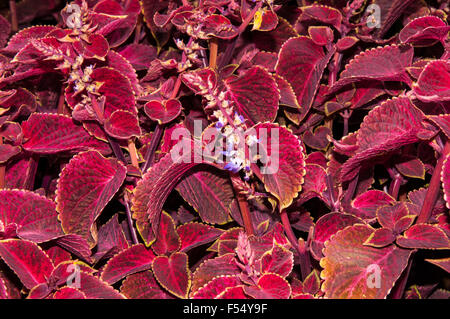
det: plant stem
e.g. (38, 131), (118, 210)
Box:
(341, 109), (351, 137)
(57, 85), (67, 115)
(127, 139), (139, 168)
(133, 14), (142, 44)
(141, 124), (164, 173)
(0, 138), (5, 189)
(209, 38), (218, 69)
(280, 210), (310, 280)
(417, 140), (450, 224)
(24, 155), (39, 190)
(389, 173), (402, 200)
(343, 172), (359, 205)
(236, 192), (255, 236)
(390, 252), (414, 299)
(124, 194), (139, 245)
(106, 135), (127, 164)
(9, 0), (18, 32)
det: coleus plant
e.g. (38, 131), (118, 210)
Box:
(0, 0), (449, 300)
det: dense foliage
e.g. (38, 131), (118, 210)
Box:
(0, 0), (449, 299)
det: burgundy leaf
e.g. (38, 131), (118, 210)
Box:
(225, 66), (280, 125)
(0, 239), (54, 289)
(144, 99), (182, 124)
(0, 189), (63, 243)
(192, 275), (242, 299)
(152, 252), (191, 299)
(152, 212), (180, 256)
(56, 151), (126, 247)
(244, 273), (291, 299)
(120, 271), (174, 299)
(22, 113), (110, 155)
(396, 224), (450, 249)
(321, 224), (413, 299)
(414, 60), (450, 102)
(363, 228), (396, 247)
(101, 244), (156, 285)
(104, 110), (141, 140)
(311, 212), (363, 260)
(177, 223), (224, 252)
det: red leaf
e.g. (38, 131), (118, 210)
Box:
(0, 239), (54, 289)
(250, 123), (306, 210)
(414, 60), (450, 102)
(76, 272), (125, 299)
(216, 286), (248, 299)
(336, 36), (359, 52)
(152, 252), (191, 299)
(376, 202), (412, 230)
(225, 66), (280, 125)
(399, 16), (450, 45)
(395, 156), (425, 179)
(298, 5), (342, 30)
(302, 269), (321, 295)
(120, 271), (174, 299)
(93, 214), (129, 262)
(52, 287), (86, 299)
(321, 224), (413, 299)
(260, 243), (293, 278)
(144, 99), (182, 124)
(363, 228), (396, 247)
(311, 212), (363, 260)
(302, 126), (331, 150)
(104, 110), (141, 140)
(276, 36), (334, 122)
(176, 169), (234, 225)
(22, 113), (110, 155)
(191, 254), (241, 294)
(0, 189), (63, 243)
(152, 212), (180, 255)
(101, 244), (156, 285)
(2, 25), (56, 54)
(340, 97), (428, 182)
(308, 26), (334, 46)
(244, 273), (291, 299)
(118, 44), (157, 71)
(252, 8), (278, 32)
(300, 164), (327, 203)
(73, 34), (109, 60)
(66, 67), (136, 119)
(177, 223), (224, 252)
(193, 275), (242, 299)
(202, 15), (238, 39)
(56, 151), (126, 247)
(330, 44), (414, 93)
(396, 224), (450, 249)
(352, 190), (396, 221)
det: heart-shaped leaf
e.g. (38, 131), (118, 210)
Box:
(56, 151), (126, 247)
(352, 190), (395, 221)
(399, 16), (450, 45)
(104, 110), (141, 140)
(152, 252), (191, 299)
(260, 243), (294, 278)
(101, 244), (156, 285)
(320, 224), (413, 299)
(144, 99), (182, 124)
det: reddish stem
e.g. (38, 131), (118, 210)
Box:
(209, 38), (218, 69)
(9, 0), (18, 32)
(236, 191), (255, 236)
(281, 210), (310, 280)
(128, 139), (139, 168)
(141, 124), (164, 173)
(389, 173), (402, 200)
(417, 140), (450, 224)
